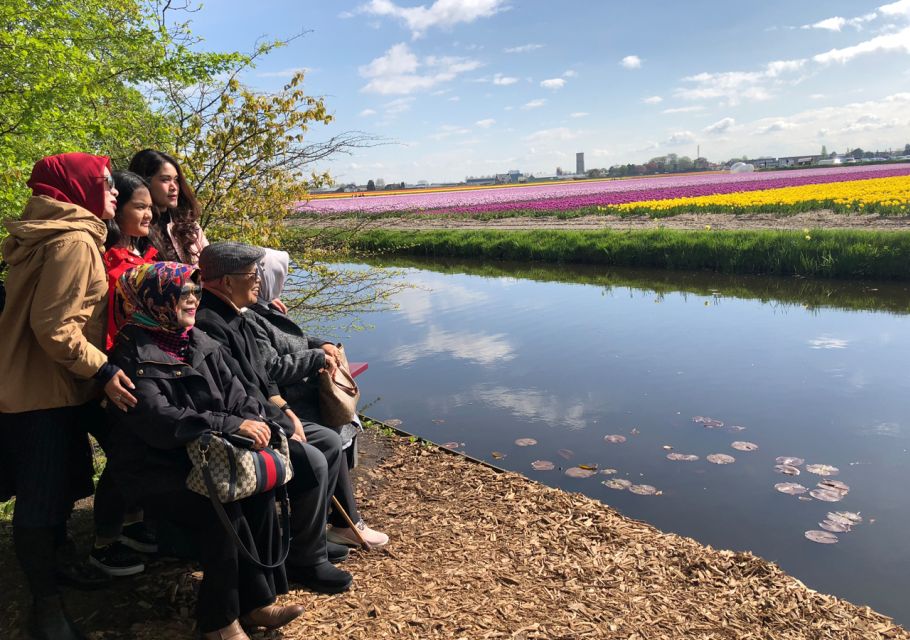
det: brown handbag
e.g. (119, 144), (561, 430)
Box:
(318, 343), (360, 428)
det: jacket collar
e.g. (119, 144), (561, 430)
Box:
(200, 288), (243, 321)
(120, 323), (219, 369)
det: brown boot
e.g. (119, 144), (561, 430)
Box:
(201, 620), (249, 640)
(240, 603), (305, 630)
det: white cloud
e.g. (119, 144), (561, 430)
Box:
(389, 327), (514, 365)
(504, 43), (544, 54)
(540, 78), (566, 90)
(521, 98), (546, 110)
(359, 108), (377, 117)
(357, 0), (507, 39)
(643, 95), (663, 104)
(429, 124), (471, 140)
(620, 55), (642, 69)
(493, 73), (518, 85)
(570, 112), (589, 118)
(383, 97), (415, 114)
(448, 95), (461, 101)
(666, 131), (697, 145)
(475, 118), (496, 128)
(880, 0), (910, 18)
(803, 16), (848, 31)
(704, 117), (735, 134)
(813, 25), (910, 64)
(256, 66), (311, 79)
(758, 120), (798, 134)
(662, 105), (705, 114)
(563, 70), (577, 78)
(523, 127), (579, 143)
(359, 43), (482, 94)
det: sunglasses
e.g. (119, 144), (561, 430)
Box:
(98, 174), (115, 192)
(226, 271), (261, 282)
(179, 284), (202, 298)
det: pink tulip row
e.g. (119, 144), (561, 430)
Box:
(302, 164), (910, 215)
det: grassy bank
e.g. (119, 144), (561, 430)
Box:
(338, 228), (910, 280)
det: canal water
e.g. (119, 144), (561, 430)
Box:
(303, 259), (910, 624)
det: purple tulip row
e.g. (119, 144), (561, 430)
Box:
(302, 164), (910, 215)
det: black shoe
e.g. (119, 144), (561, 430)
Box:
(89, 542), (145, 577)
(55, 557), (112, 591)
(119, 521), (158, 554)
(287, 561), (352, 594)
(28, 595), (87, 640)
(327, 541), (350, 564)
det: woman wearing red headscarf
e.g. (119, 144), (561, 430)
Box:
(0, 153), (138, 640)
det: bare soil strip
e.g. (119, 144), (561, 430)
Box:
(2, 429), (906, 639)
(293, 210), (910, 232)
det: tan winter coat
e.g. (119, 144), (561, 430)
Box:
(0, 196), (109, 412)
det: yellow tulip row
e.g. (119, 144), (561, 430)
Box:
(610, 175), (910, 214)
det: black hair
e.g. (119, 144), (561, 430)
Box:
(128, 149), (202, 261)
(104, 171), (152, 252)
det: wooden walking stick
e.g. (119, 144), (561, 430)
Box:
(331, 495), (372, 551)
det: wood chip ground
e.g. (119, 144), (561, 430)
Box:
(1, 427), (906, 639)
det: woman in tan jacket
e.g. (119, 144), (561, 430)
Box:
(0, 153), (137, 640)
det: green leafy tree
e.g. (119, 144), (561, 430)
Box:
(367, 180), (376, 191)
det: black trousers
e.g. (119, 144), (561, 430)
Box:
(144, 489), (288, 632)
(302, 422), (360, 527)
(285, 439), (337, 568)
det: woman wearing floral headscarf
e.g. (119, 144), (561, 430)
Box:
(106, 262), (302, 640)
(0, 153), (138, 640)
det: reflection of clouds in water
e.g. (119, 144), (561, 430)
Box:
(475, 386), (588, 431)
(388, 327), (515, 365)
(858, 422), (904, 438)
(392, 277), (489, 324)
(809, 336), (848, 350)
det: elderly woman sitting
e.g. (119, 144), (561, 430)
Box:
(106, 261), (303, 640)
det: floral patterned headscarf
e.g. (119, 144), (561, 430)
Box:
(114, 262), (199, 335)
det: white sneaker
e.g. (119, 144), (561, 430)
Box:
(327, 520), (389, 548)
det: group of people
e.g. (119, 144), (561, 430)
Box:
(0, 151), (388, 640)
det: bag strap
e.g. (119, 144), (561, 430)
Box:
(201, 462), (291, 570)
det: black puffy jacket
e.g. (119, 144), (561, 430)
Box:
(105, 324), (267, 501)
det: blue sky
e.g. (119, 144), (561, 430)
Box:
(188, 0), (910, 184)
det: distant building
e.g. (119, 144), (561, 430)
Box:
(576, 152), (585, 175)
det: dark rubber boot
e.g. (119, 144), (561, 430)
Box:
(28, 595), (87, 640)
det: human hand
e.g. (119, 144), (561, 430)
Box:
(271, 298), (288, 314)
(321, 342), (340, 359)
(321, 353), (338, 377)
(237, 420), (270, 449)
(290, 421), (307, 443)
(105, 370), (137, 412)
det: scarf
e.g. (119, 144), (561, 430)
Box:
(256, 248), (289, 304)
(114, 262), (199, 357)
(27, 153), (112, 218)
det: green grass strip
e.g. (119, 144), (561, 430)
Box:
(342, 228), (910, 280)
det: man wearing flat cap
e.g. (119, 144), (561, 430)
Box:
(196, 242), (352, 593)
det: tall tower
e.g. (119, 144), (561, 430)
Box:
(576, 152), (585, 175)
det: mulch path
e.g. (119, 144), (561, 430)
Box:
(2, 427), (907, 639)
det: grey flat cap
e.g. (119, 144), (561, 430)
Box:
(198, 242), (266, 280)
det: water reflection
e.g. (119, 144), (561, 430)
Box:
(306, 257), (910, 625)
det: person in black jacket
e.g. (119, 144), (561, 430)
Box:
(106, 261), (303, 640)
(194, 242), (352, 594)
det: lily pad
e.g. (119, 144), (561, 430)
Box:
(809, 488), (844, 502)
(693, 416), (724, 428)
(818, 479), (849, 495)
(706, 453), (735, 465)
(666, 453), (699, 462)
(600, 468), (618, 475)
(557, 448), (574, 460)
(831, 511), (863, 525)
(565, 466), (597, 479)
(629, 484), (658, 496)
(726, 425), (746, 432)
(491, 451), (506, 460)
(730, 441), (758, 452)
(603, 478), (632, 490)
(531, 460), (555, 471)
(662, 445), (673, 451)
(776, 456), (805, 466)
(604, 435), (627, 444)
(384, 419), (403, 427)
(805, 530), (839, 544)
(806, 464), (839, 476)
(630, 428), (640, 435)
(775, 482), (808, 495)
(819, 519), (852, 533)
(774, 464), (801, 476)
(431, 418), (446, 424)
(442, 442), (461, 450)
(514, 438), (538, 447)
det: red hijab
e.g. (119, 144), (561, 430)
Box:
(27, 152), (112, 218)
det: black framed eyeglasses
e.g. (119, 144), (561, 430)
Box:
(98, 175), (115, 192)
(226, 271), (261, 281)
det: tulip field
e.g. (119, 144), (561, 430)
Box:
(304, 164), (910, 218)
